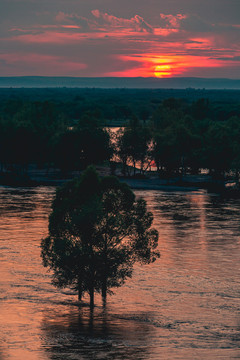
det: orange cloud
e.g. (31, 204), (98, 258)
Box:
(154, 28), (180, 36)
(91, 10), (154, 33)
(107, 54), (224, 77)
(54, 10), (154, 34)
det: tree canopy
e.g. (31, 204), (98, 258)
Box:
(41, 166), (159, 307)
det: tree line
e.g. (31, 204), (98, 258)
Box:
(0, 102), (112, 173)
(115, 98), (240, 183)
(0, 97), (240, 184)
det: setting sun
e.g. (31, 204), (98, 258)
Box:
(154, 64), (172, 77)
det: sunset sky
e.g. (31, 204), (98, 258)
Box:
(1, 0), (240, 78)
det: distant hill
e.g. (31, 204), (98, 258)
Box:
(0, 76), (240, 89)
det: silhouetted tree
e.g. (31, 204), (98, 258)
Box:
(116, 118), (152, 176)
(54, 112), (112, 172)
(41, 167), (159, 307)
(204, 121), (233, 179)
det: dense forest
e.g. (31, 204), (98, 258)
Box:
(0, 88), (240, 188)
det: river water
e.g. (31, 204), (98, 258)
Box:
(0, 186), (240, 360)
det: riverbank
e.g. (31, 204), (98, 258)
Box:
(119, 177), (202, 192)
(1, 165), (238, 196)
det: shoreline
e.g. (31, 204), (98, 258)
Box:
(0, 168), (235, 196)
(119, 177), (202, 193)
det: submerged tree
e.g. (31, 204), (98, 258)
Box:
(41, 166), (159, 307)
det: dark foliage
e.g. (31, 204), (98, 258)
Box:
(0, 88), (240, 185)
(41, 167), (159, 307)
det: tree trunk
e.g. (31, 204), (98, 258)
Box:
(102, 245), (107, 306)
(235, 170), (239, 189)
(122, 161), (126, 177)
(89, 286), (94, 308)
(78, 281), (82, 302)
(102, 279), (107, 304)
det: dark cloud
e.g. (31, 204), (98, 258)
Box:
(214, 56), (240, 61)
(180, 15), (214, 32)
(159, 14), (187, 28)
(55, 12), (93, 31)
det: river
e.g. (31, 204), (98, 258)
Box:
(0, 186), (240, 359)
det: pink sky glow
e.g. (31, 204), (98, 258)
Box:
(1, 1), (240, 78)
